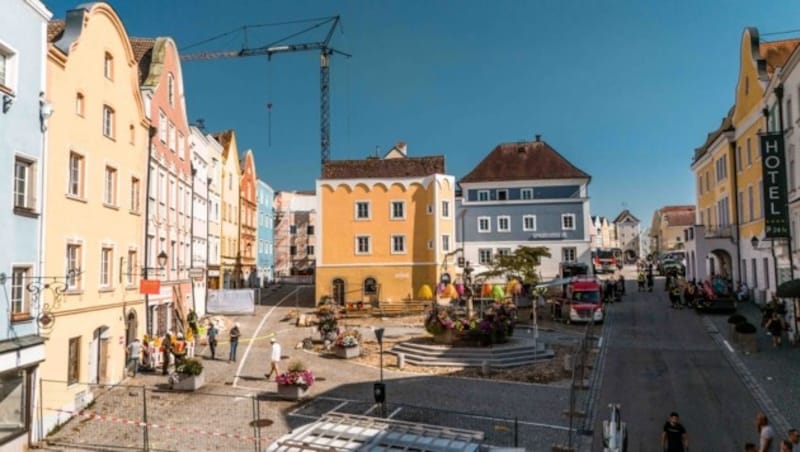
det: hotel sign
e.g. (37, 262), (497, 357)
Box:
(760, 133), (789, 238)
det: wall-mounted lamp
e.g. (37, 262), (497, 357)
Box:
(2, 94), (13, 114)
(157, 250), (168, 268)
(751, 236), (759, 249)
(39, 92), (54, 132)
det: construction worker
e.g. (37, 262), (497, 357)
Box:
(637, 271), (646, 292)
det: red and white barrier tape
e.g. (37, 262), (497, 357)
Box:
(49, 408), (269, 443)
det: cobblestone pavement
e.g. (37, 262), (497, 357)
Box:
(41, 283), (603, 451)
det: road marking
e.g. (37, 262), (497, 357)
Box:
(598, 337), (603, 348)
(233, 287), (299, 387)
(722, 339), (735, 353)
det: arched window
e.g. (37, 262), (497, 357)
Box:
(332, 278), (345, 305)
(167, 73), (175, 106)
(364, 277), (377, 295)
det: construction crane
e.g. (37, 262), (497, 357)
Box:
(181, 16), (350, 168)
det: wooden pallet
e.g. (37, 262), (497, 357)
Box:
(376, 299), (430, 317)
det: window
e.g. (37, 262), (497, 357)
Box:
(75, 93), (84, 116)
(307, 225), (314, 235)
(289, 225), (297, 235)
(355, 201), (370, 220)
(130, 177), (140, 212)
(788, 98), (793, 127)
(746, 138), (752, 166)
(441, 234), (450, 252)
(168, 122), (176, 151)
(10, 266), (31, 318)
(0, 48), (13, 89)
(441, 200), (450, 218)
(104, 52), (113, 79)
(736, 146), (742, 172)
(477, 190), (489, 201)
(523, 215), (537, 231)
(66, 244), (82, 290)
(14, 157), (35, 211)
(521, 188), (533, 200)
(477, 216), (491, 233)
(68, 337), (80, 385)
(391, 201), (405, 219)
(355, 235), (371, 255)
(738, 191), (744, 224)
(104, 166), (117, 206)
(763, 257), (770, 290)
(497, 216), (510, 232)
(748, 185), (754, 222)
(102, 105), (115, 138)
(751, 258), (758, 288)
(758, 181), (764, 219)
(562, 247), (577, 263)
(167, 73), (175, 106)
(306, 245), (314, 256)
(177, 133), (185, 159)
(68, 152), (84, 197)
(127, 250), (136, 285)
(0, 369), (26, 442)
(391, 234), (406, 254)
(562, 214), (576, 230)
(158, 111), (167, 143)
(478, 248), (492, 265)
(100, 247), (112, 287)
(364, 277), (378, 295)
(497, 189), (508, 201)
(497, 248), (511, 257)
(716, 156), (727, 181)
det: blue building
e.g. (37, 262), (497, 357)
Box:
(456, 135), (592, 280)
(0, 0), (51, 447)
(257, 179), (275, 286)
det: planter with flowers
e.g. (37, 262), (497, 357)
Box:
(316, 302), (341, 342)
(334, 329), (362, 359)
(424, 303), (461, 344)
(168, 358), (205, 391)
(276, 361), (315, 400)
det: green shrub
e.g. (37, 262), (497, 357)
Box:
(176, 358), (204, 376)
(735, 322), (757, 334)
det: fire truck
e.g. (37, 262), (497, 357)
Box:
(592, 248), (618, 274)
(560, 276), (605, 323)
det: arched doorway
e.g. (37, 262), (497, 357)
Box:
(710, 249), (733, 279)
(363, 277), (378, 302)
(126, 309), (138, 345)
(332, 278), (345, 305)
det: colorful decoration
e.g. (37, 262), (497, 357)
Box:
(481, 283), (493, 297)
(418, 284), (434, 300)
(491, 285), (506, 300)
(455, 283), (465, 296)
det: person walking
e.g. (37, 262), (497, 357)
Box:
(229, 322), (241, 362)
(781, 440), (794, 452)
(265, 337), (282, 380)
(766, 312), (786, 348)
(161, 332), (172, 376)
(638, 270), (646, 292)
(647, 269), (654, 292)
(788, 428), (799, 449)
(207, 322), (219, 360)
(757, 413), (776, 452)
(670, 283), (683, 309)
(126, 337), (142, 377)
(661, 412), (688, 452)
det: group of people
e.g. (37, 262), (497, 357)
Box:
(662, 412), (799, 452)
(125, 330), (191, 377)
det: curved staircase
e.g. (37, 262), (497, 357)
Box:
(391, 338), (554, 368)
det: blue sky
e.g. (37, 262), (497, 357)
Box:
(45, 0), (800, 228)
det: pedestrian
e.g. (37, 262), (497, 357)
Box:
(781, 439), (794, 452)
(229, 322), (241, 362)
(661, 411), (688, 452)
(670, 283), (682, 309)
(766, 312), (786, 348)
(187, 309), (199, 338)
(126, 337), (142, 377)
(161, 332), (172, 375)
(265, 337), (282, 380)
(788, 428), (799, 448)
(207, 322), (219, 360)
(757, 413), (775, 452)
(638, 271), (646, 292)
(647, 269), (654, 292)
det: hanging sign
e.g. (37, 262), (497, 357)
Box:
(139, 279), (161, 295)
(760, 132), (790, 238)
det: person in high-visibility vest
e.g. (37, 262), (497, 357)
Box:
(669, 283), (682, 309)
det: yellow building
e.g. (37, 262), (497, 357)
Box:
(649, 205), (695, 254)
(316, 144), (456, 305)
(40, 3), (149, 435)
(212, 130), (241, 288)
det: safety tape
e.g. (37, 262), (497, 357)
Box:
(49, 408), (269, 443)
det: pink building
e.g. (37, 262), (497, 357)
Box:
(132, 37), (193, 335)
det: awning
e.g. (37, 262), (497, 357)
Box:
(535, 277), (572, 289)
(777, 279), (800, 298)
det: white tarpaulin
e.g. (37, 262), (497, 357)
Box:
(534, 277), (573, 289)
(207, 289), (255, 315)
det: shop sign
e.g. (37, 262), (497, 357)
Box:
(760, 133), (790, 238)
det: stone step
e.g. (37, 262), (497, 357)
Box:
(391, 346), (547, 361)
(399, 349), (555, 368)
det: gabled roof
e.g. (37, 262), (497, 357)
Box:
(760, 38), (800, 77)
(661, 205), (695, 212)
(460, 137), (589, 183)
(663, 210), (695, 227)
(47, 19), (65, 43)
(693, 106), (734, 163)
(613, 209), (639, 224)
(129, 37), (156, 85)
(321, 156), (445, 179)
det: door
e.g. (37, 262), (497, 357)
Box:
(98, 338), (110, 384)
(332, 279), (345, 305)
(126, 310), (138, 345)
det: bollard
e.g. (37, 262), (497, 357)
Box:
(397, 352), (405, 369)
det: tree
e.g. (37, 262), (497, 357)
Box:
(478, 246), (551, 285)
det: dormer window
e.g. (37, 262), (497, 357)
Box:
(167, 73), (175, 106)
(104, 52), (114, 80)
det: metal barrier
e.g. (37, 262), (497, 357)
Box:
(562, 317), (598, 451)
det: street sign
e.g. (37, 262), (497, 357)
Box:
(760, 133), (790, 238)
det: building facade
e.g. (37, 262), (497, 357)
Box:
(238, 150), (257, 287)
(212, 130), (240, 288)
(316, 144), (455, 305)
(274, 191), (317, 278)
(206, 133), (222, 289)
(613, 209), (641, 263)
(40, 2), (149, 437)
(257, 179), (275, 286)
(649, 205), (695, 255)
(590, 216), (616, 249)
(0, 0), (51, 447)
(189, 125), (209, 316)
(456, 136), (592, 280)
(134, 36), (192, 335)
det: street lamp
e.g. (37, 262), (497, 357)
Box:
(751, 236), (759, 250)
(156, 251), (168, 269)
(373, 327), (386, 417)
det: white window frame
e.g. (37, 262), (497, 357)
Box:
(355, 235), (371, 255)
(477, 216), (491, 233)
(390, 200), (405, 220)
(13, 156), (36, 211)
(441, 234), (451, 252)
(497, 189), (508, 201)
(103, 165), (117, 206)
(168, 122), (176, 151)
(521, 188), (533, 200)
(477, 190), (489, 201)
(100, 246), (113, 287)
(561, 213), (576, 231)
(130, 176), (140, 212)
(0, 41), (18, 91)
(562, 247), (577, 262)
(159, 111), (167, 143)
(103, 52), (114, 79)
(355, 201), (371, 220)
(497, 248), (512, 257)
(10, 266), (31, 318)
(522, 214), (537, 231)
(441, 200), (450, 218)
(478, 248), (492, 265)
(391, 234), (407, 254)
(102, 105), (115, 139)
(68, 152), (84, 198)
(497, 215), (511, 232)
(66, 243), (82, 290)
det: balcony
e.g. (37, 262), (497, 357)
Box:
(704, 225), (735, 239)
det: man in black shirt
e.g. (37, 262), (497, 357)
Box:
(662, 412), (688, 452)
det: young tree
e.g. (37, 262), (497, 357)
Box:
(478, 246), (551, 285)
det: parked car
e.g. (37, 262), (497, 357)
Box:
(660, 259), (685, 276)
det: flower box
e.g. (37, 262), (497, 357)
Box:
(170, 370), (205, 391)
(335, 345), (360, 359)
(277, 383), (308, 400)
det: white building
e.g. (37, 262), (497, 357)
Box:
(206, 132), (222, 290)
(189, 125), (209, 316)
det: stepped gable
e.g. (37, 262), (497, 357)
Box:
(321, 155), (444, 179)
(460, 136), (589, 183)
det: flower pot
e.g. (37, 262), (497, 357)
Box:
(739, 333), (758, 353)
(433, 329), (455, 345)
(335, 345), (360, 359)
(170, 370), (205, 391)
(277, 383), (308, 401)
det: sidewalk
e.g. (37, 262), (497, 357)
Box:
(706, 301), (800, 430)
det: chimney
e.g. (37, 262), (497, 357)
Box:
(535, 134), (541, 142)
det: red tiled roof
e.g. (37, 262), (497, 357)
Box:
(661, 205), (695, 212)
(460, 138), (589, 183)
(664, 210), (695, 227)
(47, 20), (65, 43)
(760, 39), (800, 77)
(129, 38), (156, 85)
(321, 155), (445, 179)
